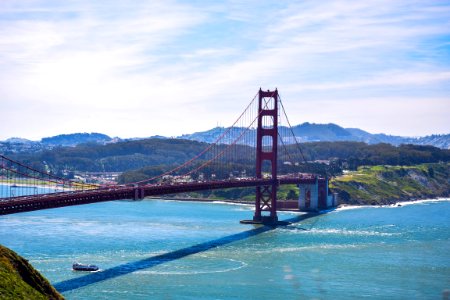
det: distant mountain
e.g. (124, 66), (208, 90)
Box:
(179, 123), (360, 145)
(1, 124), (449, 155)
(398, 135), (450, 149)
(345, 129), (450, 148)
(6, 136), (448, 184)
(0, 133), (115, 154)
(40, 132), (113, 146)
(290, 123), (353, 142)
(179, 123), (450, 149)
(179, 127), (250, 144)
(4, 137), (35, 144)
(149, 135), (168, 139)
(0, 138), (43, 154)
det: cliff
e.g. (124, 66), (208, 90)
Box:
(330, 163), (450, 205)
(0, 245), (64, 300)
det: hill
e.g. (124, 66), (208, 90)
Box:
(40, 132), (113, 146)
(291, 123), (352, 141)
(0, 133), (116, 154)
(2, 136), (450, 205)
(6, 139), (450, 179)
(179, 123), (450, 149)
(330, 163), (450, 205)
(0, 245), (64, 300)
(10, 138), (215, 173)
(1, 123), (449, 154)
(116, 141), (450, 183)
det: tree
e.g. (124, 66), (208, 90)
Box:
(286, 190), (298, 200)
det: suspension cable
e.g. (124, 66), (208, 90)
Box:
(129, 91), (260, 186)
(278, 95), (308, 164)
(182, 107), (263, 178)
(0, 154), (70, 182)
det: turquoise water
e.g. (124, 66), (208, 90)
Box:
(0, 198), (449, 299)
(0, 183), (64, 198)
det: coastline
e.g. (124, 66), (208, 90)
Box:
(0, 182), (73, 191)
(2, 181), (448, 212)
(330, 163), (450, 206)
(149, 196), (450, 211)
(148, 196), (255, 207)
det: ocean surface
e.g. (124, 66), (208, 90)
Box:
(0, 197), (449, 299)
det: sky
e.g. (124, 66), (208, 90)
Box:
(1, 0), (449, 141)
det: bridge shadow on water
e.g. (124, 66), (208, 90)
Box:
(54, 213), (319, 293)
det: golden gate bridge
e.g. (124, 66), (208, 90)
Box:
(0, 89), (336, 224)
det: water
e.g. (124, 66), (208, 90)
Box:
(0, 183), (65, 198)
(0, 198), (449, 299)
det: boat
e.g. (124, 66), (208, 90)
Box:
(72, 262), (99, 271)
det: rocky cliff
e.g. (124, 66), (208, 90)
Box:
(331, 163), (450, 205)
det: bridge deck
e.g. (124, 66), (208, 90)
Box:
(0, 176), (321, 215)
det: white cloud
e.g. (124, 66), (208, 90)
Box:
(0, 0), (449, 140)
(285, 71), (450, 91)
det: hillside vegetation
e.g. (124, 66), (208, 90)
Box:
(41, 132), (112, 146)
(118, 142), (449, 183)
(7, 139), (450, 176)
(163, 184), (299, 202)
(330, 163), (450, 205)
(0, 245), (64, 300)
(4, 138), (450, 205)
(10, 138), (213, 173)
(2, 124), (449, 155)
(157, 163), (450, 205)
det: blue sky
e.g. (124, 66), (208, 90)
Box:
(1, 0), (449, 140)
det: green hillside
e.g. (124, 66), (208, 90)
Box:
(330, 163), (450, 205)
(0, 245), (64, 300)
(7, 139), (450, 175)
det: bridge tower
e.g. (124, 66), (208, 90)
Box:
(253, 88), (279, 224)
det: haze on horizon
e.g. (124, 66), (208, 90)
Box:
(1, 0), (449, 141)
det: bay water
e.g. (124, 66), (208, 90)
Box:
(0, 198), (449, 299)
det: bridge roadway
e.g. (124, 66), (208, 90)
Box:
(0, 174), (322, 215)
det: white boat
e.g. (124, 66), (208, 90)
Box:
(72, 262), (99, 271)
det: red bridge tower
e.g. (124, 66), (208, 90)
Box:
(253, 88), (279, 224)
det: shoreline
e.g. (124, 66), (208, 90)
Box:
(149, 196), (450, 211)
(148, 196), (301, 212)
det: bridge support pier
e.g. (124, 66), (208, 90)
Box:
(298, 178), (338, 211)
(253, 183), (278, 224)
(133, 186), (145, 201)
